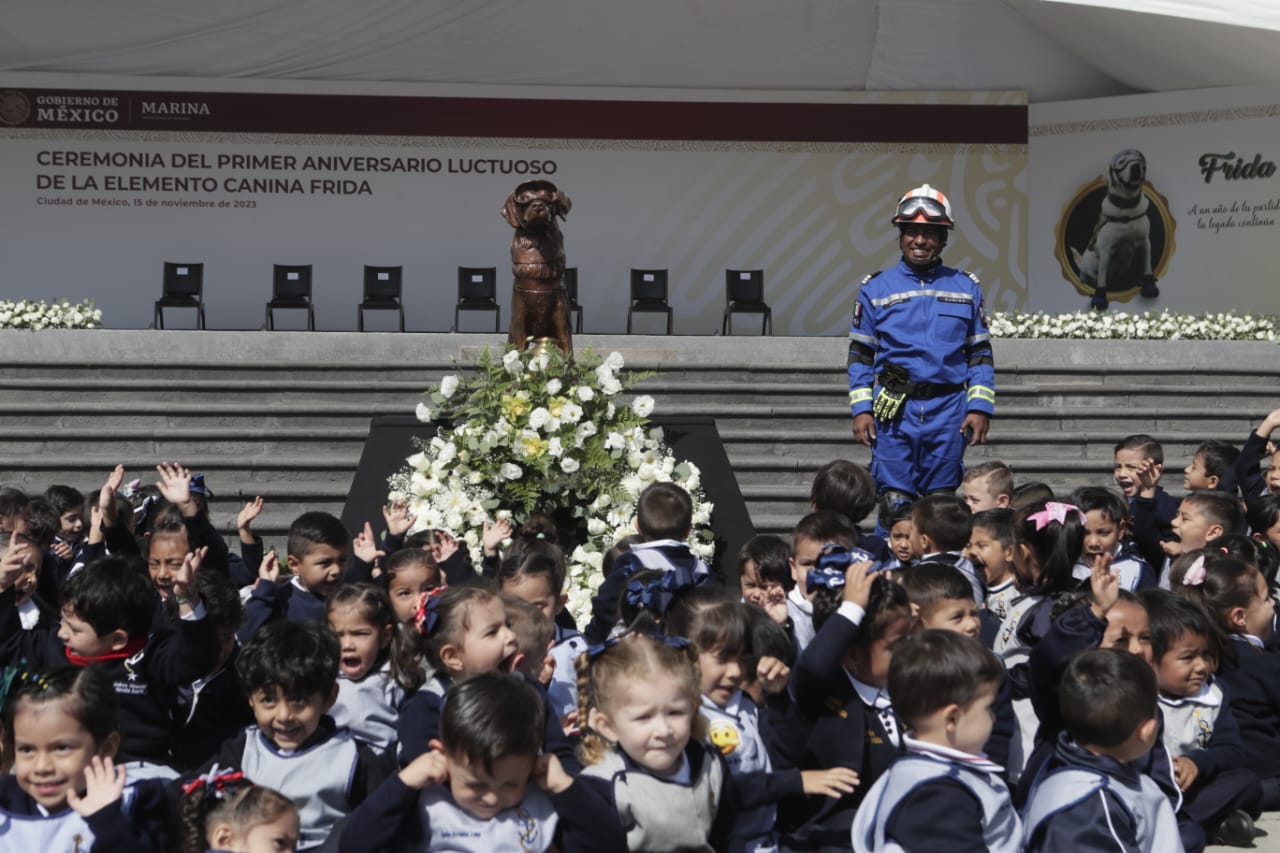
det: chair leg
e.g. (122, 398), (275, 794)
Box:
(666, 311), (672, 335)
(627, 311), (633, 334)
(454, 308), (461, 332)
(197, 307), (206, 330)
(358, 308), (364, 333)
(307, 307), (315, 331)
(155, 306), (163, 330)
(493, 308), (501, 334)
(266, 308), (273, 330)
(724, 310), (731, 336)
(398, 307), (405, 332)
(764, 311), (771, 336)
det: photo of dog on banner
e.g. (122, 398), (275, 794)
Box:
(1071, 148), (1163, 310)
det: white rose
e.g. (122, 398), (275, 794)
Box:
(576, 421), (597, 441)
(528, 407), (551, 430)
(500, 462), (523, 480)
(545, 378), (562, 395)
(575, 386), (595, 402)
(560, 402), (583, 424)
(560, 457), (581, 473)
(631, 395), (655, 418)
(605, 351), (625, 371)
(439, 375), (459, 399)
(503, 350), (523, 374)
(602, 378), (622, 396)
(604, 432), (626, 451)
(548, 437), (564, 458)
(415, 402), (433, 422)
(594, 364), (613, 385)
(586, 517), (608, 535)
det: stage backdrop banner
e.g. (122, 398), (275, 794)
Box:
(1028, 85), (1280, 315)
(0, 74), (1026, 333)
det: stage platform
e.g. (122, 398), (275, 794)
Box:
(0, 330), (1276, 548)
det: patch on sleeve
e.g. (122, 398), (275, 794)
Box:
(852, 301), (863, 328)
(978, 294), (988, 327)
(965, 270), (981, 285)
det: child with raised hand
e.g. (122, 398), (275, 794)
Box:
(1162, 491), (1246, 585)
(0, 666), (172, 852)
(574, 632), (741, 851)
(1246, 495), (1280, 587)
(195, 620), (392, 850)
(1116, 433), (1181, 572)
(0, 552), (217, 778)
(851, 630), (1018, 853)
(382, 548), (441, 624)
(339, 672), (617, 853)
(1142, 588), (1261, 847)
(145, 502), (211, 608)
(1235, 406), (1280, 507)
(148, 463), (229, 576)
(1173, 551), (1280, 811)
(179, 771), (298, 853)
(1071, 485), (1155, 591)
(737, 534), (792, 629)
(231, 496), (265, 589)
(785, 511), (859, 653)
(789, 548), (910, 848)
(326, 584), (411, 755)
(239, 511), (352, 641)
(1022, 649), (1181, 852)
(967, 507), (1017, 624)
(496, 522), (587, 722)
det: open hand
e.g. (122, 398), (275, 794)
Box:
(843, 560), (877, 610)
(801, 767), (860, 797)
(1172, 755), (1199, 791)
(258, 549), (281, 583)
(431, 530), (460, 563)
(172, 546), (207, 600)
(383, 501), (417, 537)
(1088, 552), (1118, 619)
(354, 521), (386, 565)
(482, 517), (514, 556)
(237, 496), (264, 531)
(67, 756), (126, 817)
(155, 462), (195, 514)
(399, 745), (450, 789)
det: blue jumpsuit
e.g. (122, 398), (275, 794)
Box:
(847, 258), (995, 496)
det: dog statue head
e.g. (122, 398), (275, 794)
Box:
(501, 180), (571, 230)
(1109, 149), (1147, 191)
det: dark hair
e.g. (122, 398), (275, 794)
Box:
(500, 594), (556, 681)
(971, 507), (1015, 547)
(635, 482), (694, 541)
(415, 583), (502, 672)
(1060, 648), (1158, 748)
(26, 497), (59, 550)
(0, 486), (31, 526)
(743, 602), (794, 667)
(385, 548), (441, 586)
(62, 555), (158, 639)
(441, 673), (546, 773)
(602, 534), (645, 577)
(809, 460), (876, 526)
(1014, 500), (1084, 594)
(180, 779), (295, 853)
(911, 495), (972, 552)
(1182, 491), (1245, 537)
(1009, 482), (1054, 512)
(498, 524), (567, 596)
(196, 567), (244, 635)
(1139, 588), (1221, 665)
(792, 510), (856, 550)
(888, 629), (1003, 727)
(2, 666), (118, 748)
(1115, 434), (1164, 465)
(1070, 486), (1130, 526)
(963, 461), (1014, 500)
(900, 561), (976, 616)
(813, 574), (910, 648)
(287, 511), (352, 560)
(44, 484), (85, 518)
(664, 586), (747, 661)
(1196, 440), (1241, 482)
(145, 503), (190, 555)
(886, 502), (915, 531)
(1172, 554), (1260, 645)
(738, 534), (792, 588)
(1247, 495), (1280, 585)
(236, 620), (339, 699)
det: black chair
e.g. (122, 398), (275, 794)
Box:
(455, 267), (499, 332)
(627, 269), (672, 334)
(563, 267), (583, 333)
(154, 262), (206, 329)
(723, 269), (772, 335)
(357, 265), (405, 332)
(265, 264), (315, 330)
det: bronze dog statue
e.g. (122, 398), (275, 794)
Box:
(502, 180), (573, 355)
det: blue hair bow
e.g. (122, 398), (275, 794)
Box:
(806, 543), (881, 590)
(133, 494), (159, 532)
(188, 473), (213, 497)
(414, 586), (448, 635)
(624, 564), (705, 615)
(586, 632), (691, 662)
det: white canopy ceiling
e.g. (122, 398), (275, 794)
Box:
(0, 0), (1275, 102)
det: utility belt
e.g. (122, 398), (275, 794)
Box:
(873, 363), (963, 422)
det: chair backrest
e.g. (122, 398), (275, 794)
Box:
(363, 265), (403, 299)
(272, 265), (313, 299)
(162, 262), (203, 297)
(563, 267), (578, 302)
(725, 269), (764, 303)
(457, 267), (497, 302)
(630, 269), (668, 303)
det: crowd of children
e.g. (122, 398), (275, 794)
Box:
(1, 404), (1280, 851)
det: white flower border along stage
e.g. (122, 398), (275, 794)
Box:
(388, 347), (714, 624)
(988, 310), (1278, 341)
(0, 299), (102, 330)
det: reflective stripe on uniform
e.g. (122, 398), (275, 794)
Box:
(869, 289), (975, 309)
(966, 332), (991, 345)
(850, 388), (873, 404)
(967, 385), (995, 404)
(849, 331), (879, 347)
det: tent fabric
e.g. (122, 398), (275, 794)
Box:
(0, 1), (1272, 102)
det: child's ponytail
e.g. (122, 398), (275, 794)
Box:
(1014, 500), (1085, 594)
(179, 769), (295, 853)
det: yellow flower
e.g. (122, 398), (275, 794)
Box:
(547, 396), (568, 419)
(519, 433), (548, 459)
(501, 394), (531, 419)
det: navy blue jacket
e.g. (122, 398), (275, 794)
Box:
(1129, 486), (1180, 581)
(1216, 636), (1280, 777)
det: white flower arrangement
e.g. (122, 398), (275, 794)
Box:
(0, 298), (102, 330)
(989, 310), (1278, 341)
(388, 347), (715, 624)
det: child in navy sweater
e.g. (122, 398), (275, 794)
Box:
(1023, 649), (1182, 851)
(852, 630), (1020, 852)
(1071, 486), (1156, 591)
(239, 511), (352, 640)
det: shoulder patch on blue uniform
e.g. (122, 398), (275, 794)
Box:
(860, 271), (880, 285)
(965, 270), (981, 285)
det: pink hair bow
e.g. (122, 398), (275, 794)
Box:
(1182, 556), (1207, 587)
(1027, 502), (1081, 531)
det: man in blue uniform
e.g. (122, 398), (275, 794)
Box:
(848, 184), (996, 524)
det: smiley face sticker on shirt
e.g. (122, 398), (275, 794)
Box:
(708, 719), (742, 755)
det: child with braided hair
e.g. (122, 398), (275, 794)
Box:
(179, 770), (297, 853)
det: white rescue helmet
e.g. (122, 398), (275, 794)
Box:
(891, 184), (955, 229)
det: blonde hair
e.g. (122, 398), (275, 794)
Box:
(574, 632), (705, 765)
